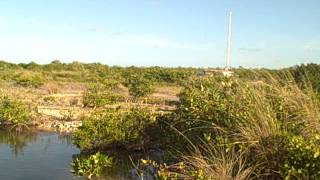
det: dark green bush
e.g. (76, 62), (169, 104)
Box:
(73, 108), (157, 150)
(124, 75), (154, 98)
(169, 76), (248, 142)
(293, 63), (320, 93)
(0, 96), (31, 124)
(160, 74), (320, 179)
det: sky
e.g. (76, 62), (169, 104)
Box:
(0, 0), (319, 68)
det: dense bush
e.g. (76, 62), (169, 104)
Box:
(73, 108), (157, 150)
(158, 73), (320, 179)
(74, 69), (320, 178)
(2, 59), (320, 178)
(292, 63), (320, 94)
(0, 60), (198, 85)
(13, 72), (45, 88)
(0, 96), (31, 124)
(123, 74), (155, 99)
(83, 83), (122, 108)
(166, 76), (254, 143)
(282, 134), (320, 179)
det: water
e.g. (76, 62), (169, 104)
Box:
(0, 129), (132, 180)
(0, 129), (80, 180)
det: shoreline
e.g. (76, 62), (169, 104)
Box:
(0, 119), (82, 133)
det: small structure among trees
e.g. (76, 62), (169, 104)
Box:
(200, 11), (234, 78)
(199, 67), (233, 77)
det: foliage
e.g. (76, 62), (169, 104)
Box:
(0, 60), (198, 85)
(71, 152), (113, 179)
(165, 75), (256, 145)
(134, 159), (174, 180)
(2, 59), (320, 178)
(124, 74), (155, 98)
(13, 72), (45, 88)
(83, 83), (122, 108)
(282, 134), (320, 179)
(73, 108), (157, 150)
(135, 146), (255, 180)
(159, 73), (320, 179)
(0, 96), (31, 124)
(292, 63), (320, 93)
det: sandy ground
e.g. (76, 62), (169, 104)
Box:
(0, 82), (181, 132)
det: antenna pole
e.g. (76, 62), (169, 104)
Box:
(226, 11), (232, 70)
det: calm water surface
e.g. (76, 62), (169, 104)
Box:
(0, 130), (131, 180)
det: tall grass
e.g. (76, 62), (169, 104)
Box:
(177, 146), (256, 180)
(159, 71), (320, 179)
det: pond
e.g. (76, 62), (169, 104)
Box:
(0, 129), (132, 180)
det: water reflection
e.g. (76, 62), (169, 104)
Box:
(0, 129), (80, 180)
(71, 151), (133, 179)
(58, 133), (74, 144)
(0, 128), (37, 156)
(0, 129), (134, 180)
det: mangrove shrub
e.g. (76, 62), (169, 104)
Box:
(0, 96), (30, 124)
(73, 108), (157, 150)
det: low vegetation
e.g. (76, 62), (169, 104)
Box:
(148, 72), (320, 179)
(83, 83), (122, 108)
(13, 72), (45, 88)
(0, 95), (31, 125)
(2, 60), (320, 179)
(124, 75), (155, 99)
(73, 108), (158, 151)
(71, 152), (113, 179)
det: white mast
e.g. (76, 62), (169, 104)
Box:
(226, 11), (232, 71)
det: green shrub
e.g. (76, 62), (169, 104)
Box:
(168, 76), (252, 143)
(14, 73), (45, 88)
(0, 96), (30, 124)
(71, 152), (112, 179)
(293, 63), (320, 93)
(160, 73), (320, 179)
(73, 108), (157, 150)
(0, 60), (199, 85)
(124, 75), (154, 98)
(282, 134), (320, 179)
(83, 83), (121, 108)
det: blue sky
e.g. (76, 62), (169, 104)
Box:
(0, 0), (319, 68)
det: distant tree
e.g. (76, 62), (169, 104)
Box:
(124, 75), (154, 99)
